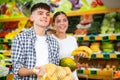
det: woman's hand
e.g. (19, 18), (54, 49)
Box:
(74, 52), (87, 62)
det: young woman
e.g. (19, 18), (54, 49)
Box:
(52, 11), (79, 80)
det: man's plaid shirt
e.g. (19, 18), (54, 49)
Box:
(11, 27), (60, 80)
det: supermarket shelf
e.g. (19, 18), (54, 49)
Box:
(75, 34), (120, 42)
(66, 8), (120, 16)
(0, 17), (28, 22)
(77, 69), (113, 80)
(90, 53), (120, 59)
(0, 50), (11, 57)
(1, 34), (120, 44)
(0, 38), (12, 44)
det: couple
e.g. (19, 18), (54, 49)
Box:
(11, 2), (82, 80)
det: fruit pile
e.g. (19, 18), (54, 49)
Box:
(0, 2), (25, 19)
(113, 71), (120, 78)
(101, 41), (114, 53)
(90, 42), (101, 53)
(4, 20), (27, 41)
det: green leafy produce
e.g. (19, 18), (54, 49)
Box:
(116, 12), (120, 20)
(67, 16), (80, 33)
(54, 0), (72, 13)
(115, 21), (120, 33)
(88, 22), (101, 34)
(104, 12), (117, 20)
(0, 0), (9, 5)
(88, 14), (104, 34)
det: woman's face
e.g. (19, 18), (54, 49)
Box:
(54, 14), (68, 33)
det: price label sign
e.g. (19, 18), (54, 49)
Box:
(103, 54), (110, 59)
(89, 36), (95, 42)
(77, 69), (83, 74)
(116, 35), (120, 41)
(0, 38), (3, 43)
(78, 37), (84, 42)
(91, 54), (96, 59)
(8, 39), (12, 44)
(90, 70), (97, 75)
(117, 54), (120, 59)
(102, 36), (109, 41)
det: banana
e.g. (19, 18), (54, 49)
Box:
(71, 46), (92, 56)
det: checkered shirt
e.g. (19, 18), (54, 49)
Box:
(11, 27), (60, 80)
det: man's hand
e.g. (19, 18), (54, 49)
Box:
(33, 66), (46, 76)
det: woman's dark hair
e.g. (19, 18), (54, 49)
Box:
(31, 2), (50, 13)
(52, 11), (68, 23)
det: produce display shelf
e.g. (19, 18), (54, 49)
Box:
(77, 69), (113, 80)
(0, 38), (12, 44)
(90, 53), (120, 59)
(66, 8), (120, 16)
(0, 17), (28, 22)
(76, 34), (120, 42)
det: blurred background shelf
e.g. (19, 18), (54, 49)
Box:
(0, 17), (28, 22)
(67, 8), (120, 16)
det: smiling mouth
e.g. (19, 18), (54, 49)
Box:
(41, 20), (47, 22)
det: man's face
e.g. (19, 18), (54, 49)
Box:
(30, 8), (50, 28)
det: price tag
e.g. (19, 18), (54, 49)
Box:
(102, 36), (109, 41)
(103, 54), (110, 59)
(89, 36), (95, 42)
(91, 54), (96, 59)
(77, 69), (83, 74)
(117, 54), (120, 59)
(0, 38), (4, 43)
(8, 39), (12, 44)
(78, 37), (84, 42)
(116, 35), (120, 41)
(90, 70), (97, 75)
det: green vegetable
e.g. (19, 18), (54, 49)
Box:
(115, 21), (120, 33)
(88, 22), (101, 34)
(104, 12), (117, 20)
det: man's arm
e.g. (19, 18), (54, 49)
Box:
(18, 68), (35, 76)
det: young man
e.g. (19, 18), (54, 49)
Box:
(11, 3), (60, 80)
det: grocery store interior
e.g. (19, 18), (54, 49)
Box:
(0, 0), (120, 80)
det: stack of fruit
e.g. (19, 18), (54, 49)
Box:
(0, 2), (25, 19)
(4, 20), (27, 41)
(101, 41), (114, 53)
(90, 42), (101, 53)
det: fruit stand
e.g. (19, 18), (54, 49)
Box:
(0, 0), (120, 80)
